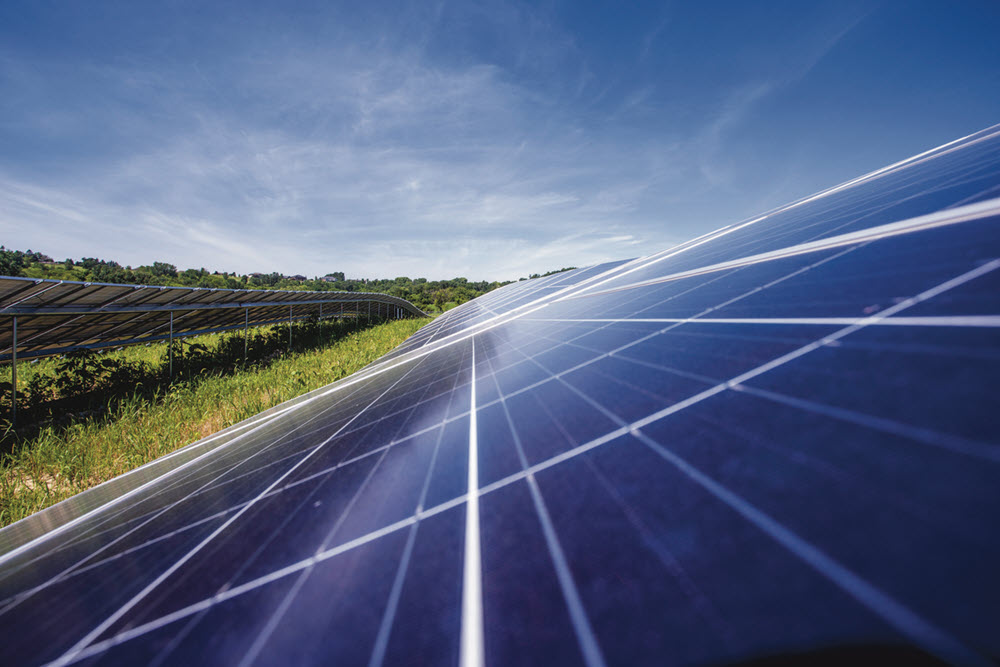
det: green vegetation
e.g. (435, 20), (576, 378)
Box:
(0, 247), (580, 526)
(0, 247), (577, 314)
(0, 317), (429, 527)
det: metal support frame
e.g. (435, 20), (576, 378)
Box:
(168, 312), (174, 378)
(11, 316), (17, 426)
(0, 275), (425, 364)
(244, 307), (249, 367)
(288, 305), (293, 350)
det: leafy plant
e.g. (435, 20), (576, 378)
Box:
(0, 317), (429, 526)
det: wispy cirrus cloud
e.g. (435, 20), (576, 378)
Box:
(1, 18), (680, 279)
(3, 1), (994, 280)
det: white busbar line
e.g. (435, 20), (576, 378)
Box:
(459, 339), (485, 667)
(520, 315), (1000, 328)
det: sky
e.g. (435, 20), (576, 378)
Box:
(1, 1), (998, 281)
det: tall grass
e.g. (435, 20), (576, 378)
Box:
(0, 317), (428, 527)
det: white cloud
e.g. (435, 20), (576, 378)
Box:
(0, 2), (881, 282)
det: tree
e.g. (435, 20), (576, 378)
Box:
(151, 262), (178, 277)
(0, 247), (24, 277)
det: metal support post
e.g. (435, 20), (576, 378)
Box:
(243, 307), (249, 367)
(368, 300), (371, 321)
(288, 305), (293, 350)
(10, 316), (17, 426)
(168, 312), (174, 378)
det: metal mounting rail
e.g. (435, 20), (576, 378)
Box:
(0, 275), (429, 423)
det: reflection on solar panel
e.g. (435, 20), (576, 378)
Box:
(1, 124), (998, 666)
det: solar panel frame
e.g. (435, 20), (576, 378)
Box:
(0, 277), (428, 361)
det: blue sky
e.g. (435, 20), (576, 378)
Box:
(1, 1), (998, 281)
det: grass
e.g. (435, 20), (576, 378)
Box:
(0, 317), (429, 528)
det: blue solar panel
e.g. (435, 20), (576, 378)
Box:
(1, 125), (999, 666)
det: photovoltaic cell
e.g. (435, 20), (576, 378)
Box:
(0, 125), (998, 666)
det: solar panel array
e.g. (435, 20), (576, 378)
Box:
(0, 124), (998, 666)
(0, 278), (425, 361)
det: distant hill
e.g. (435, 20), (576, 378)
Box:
(0, 246), (575, 314)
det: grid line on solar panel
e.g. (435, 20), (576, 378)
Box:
(367, 502), (421, 667)
(522, 315), (1000, 327)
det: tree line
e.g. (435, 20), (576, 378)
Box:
(0, 247), (575, 314)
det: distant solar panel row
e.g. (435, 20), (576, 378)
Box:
(0, 278), (426, 361)
(0, 124), (998, 666)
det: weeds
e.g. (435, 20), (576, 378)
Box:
(0, 317), (428, 527)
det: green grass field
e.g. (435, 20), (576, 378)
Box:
(0, 317), (429, 528)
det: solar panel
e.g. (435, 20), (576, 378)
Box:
(0, 124), (998, 665)
(0, 278), (425, 361)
